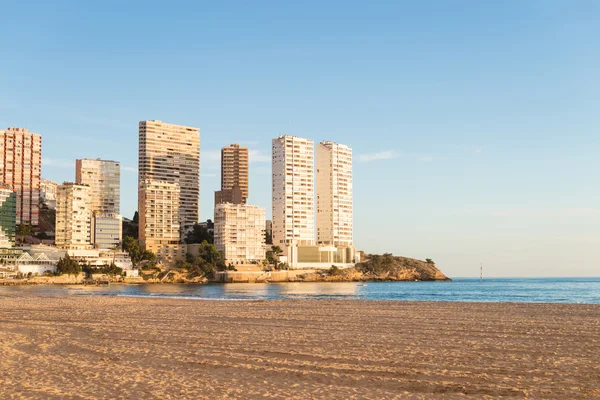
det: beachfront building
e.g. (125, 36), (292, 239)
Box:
(281, 244), (360, 270)
(138, 180), (186, 265)
(215, 144), (248, 204)
(316, 141), (353, 246)
(272, 135), (315, 251)
(76, 158), (122, 249)
(40, 178), (58, 210)
(0, 127), (42, 226)
(214, 203), (266, 264)
(0, 184), (17, 248)
(55, 183), (92, 250)
(138, 120), (200, 237)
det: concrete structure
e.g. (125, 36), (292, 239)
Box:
(138, 120), (200, 237)
(220, 144), (248, 203)
(55, 183), (92, 250)
(67, 248), (133, 270)
(316, 141), (353, 246)
(76, 158), (122, 249)
(92, 213), (122, 249)
(138, 180), (185, 265)
(214, 203), (266, 264)
(272, 135), (315, 250)
(282, 244), (359, 270)
(76, 158), (120, 214)
(0, 184), (16, 248)
(40, 178), (58, 210)
(214, 185), (243, 205)
(0, 127), (42, 226)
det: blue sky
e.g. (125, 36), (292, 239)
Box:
(1, 0), (599, 277)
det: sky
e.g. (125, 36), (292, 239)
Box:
(1, 0), (599, 277)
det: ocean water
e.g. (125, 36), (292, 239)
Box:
(1, 278), (599, 304)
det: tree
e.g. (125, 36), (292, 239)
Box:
(16, 224), (32, 244)
(56, 254), (81, 276)
(425, 258), (434, 264)
(132, 211), (139, 224)
(185, 223), (214, 244)
(122, 236), (140, 265)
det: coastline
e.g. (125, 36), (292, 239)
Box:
(1, 294), (598, 398)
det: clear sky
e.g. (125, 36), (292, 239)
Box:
(1, 0), (599, 277)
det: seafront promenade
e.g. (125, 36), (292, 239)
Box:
(0, 293), (598, 399)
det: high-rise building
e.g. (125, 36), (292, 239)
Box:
(214, 185), (243, 206)
(214, 203), (266, 264)
(138, 180), (186, 264)
(40, 179), (58, 210)
(0, 127), (42, 226)
(0, 184), (16, 248)
(316, 141), (353, 246)
(76, 159), (121, 249)
(272, 135), (315, 247)
(75, 159), (120, 214)
(218, 144), (248, 203)
(55, 183), (92, 250)
(138, 120), (200, 239)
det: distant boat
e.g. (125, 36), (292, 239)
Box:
(357, 283), (367, 287)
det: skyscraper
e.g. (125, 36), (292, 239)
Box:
(55, 183), (92, 250)
(0, 184), (16, 248)
(272, 135), (315, 247)
(138, 120), (200, 239)
(0, 127), (42, 226)
(76, 159), (122, 249)
(316, 141), (353, 246)
(216, 144), (248, 204)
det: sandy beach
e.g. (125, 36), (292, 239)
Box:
(0, 294), (598, 399)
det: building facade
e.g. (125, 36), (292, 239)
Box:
(55, 183), (92, 250)
(214, 185), (243, 206)
(272, 135), (315, 248)
(316, 141), (353, 246)
(75, 159), (120, 214)
(138, 120), (200, 238)
(0, 184), (16, 248)
(40, 178), (58, 210)
(138, 180), (185, 264)
(0, 127), (42, 226)
(214, 203), (266, 264)
(220, 144), (248, 203)
(76, 158), (121, 249)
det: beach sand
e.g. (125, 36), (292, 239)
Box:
(0, 294), (598, 399)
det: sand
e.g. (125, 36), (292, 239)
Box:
(0, 294), (598, 399)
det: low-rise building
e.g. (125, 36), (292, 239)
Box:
(280, 244), (360, 270)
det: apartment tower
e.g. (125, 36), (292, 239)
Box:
(76, 159), (121, 249)
(214, 203), (266, 264)
(0, 184), (16, 248)
(55, 183), (92, 250)
(271, 135), (315, 247)
(215, 144), (248, 205)
(138, 120), (200, 241)
(40, 178), (58, 210)
(316, 141), (353, 246)
(0, 128), (42, 226)
(138, 180), (184, 264)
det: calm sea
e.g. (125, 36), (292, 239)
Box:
(1, 278), (599, 304)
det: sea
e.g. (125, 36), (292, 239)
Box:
(1, 278), (599, 303)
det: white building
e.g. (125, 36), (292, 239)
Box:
(55, 183), (92, 250)
(316, 141), (353, 246)
(40, 178), (58, 210)
(272, 135), (315, 250)
(215, 203), (266, 264)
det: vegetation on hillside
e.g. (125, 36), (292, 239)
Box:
(355, 254), (450, 281)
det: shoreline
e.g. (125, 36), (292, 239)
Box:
(1, 294), (598, 398)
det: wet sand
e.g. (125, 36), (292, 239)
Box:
(0, 294), (598, 399)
